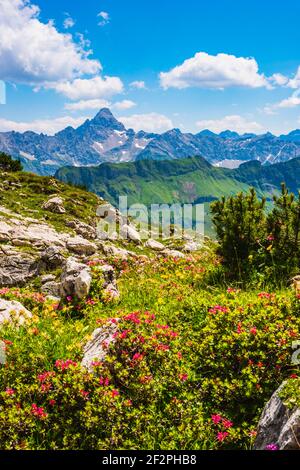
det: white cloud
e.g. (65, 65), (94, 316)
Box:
(112, 100), (136, 110)
(63, 15), (75, 30)
(277, 95), (300, 109)
(52, 76), (124, 100)
(263, 67), (300, 113)
(160, 52), (270, 90)
(196, 115), (264, 134)
(119, 113), (173, 133)
(65, 99), (136, 112)
(269, 73), (289, 86)
(287, 66), (300, 89)
(130, 80), (147, 89)
(98, 11), (110, 26)
(64, 99), (111, 111)
(263, 90), (300, 114)
(0, 0), (100, 85)
(0, 115), (89, 135)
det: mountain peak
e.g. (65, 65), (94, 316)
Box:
(219, 130), (240, 139)
(197, 129), (217, 137)
(164, 128), (182, 136)
(94, 108), (114, 119)
(91, 108), (125, 131)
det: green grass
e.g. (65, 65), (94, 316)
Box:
(0, 171), (102, 233)
(1, 248), (299, 449)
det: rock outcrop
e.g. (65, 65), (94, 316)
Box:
(66, 236), (97, 256)
(66, 219), (96, 240)
(0, 209), (68, 248)
(0, 250), (38, 287)
(40, 246), (65, 269)
(254, 383), (300, 450)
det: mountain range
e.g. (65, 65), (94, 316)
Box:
(1, 108), (300, 175)
(55, 154), (300, 208)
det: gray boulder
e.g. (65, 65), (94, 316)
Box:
(97, 241), (136, 260)
(60, 257), (92, 300)
(120, 224), (141, 244)
(99, 264), (120, 299)
(183, 241), (202, 252)
(66, 219), (96, 240)
(0, 299), (32, 325)
(40, 274), (56, 284)
(66, 236), (97, 255)
(81, 321), (119, 371)
(161, 249), (185, 259)
(254, 382), (300, 450)
(145, 238), (165, 251)
(40, 246), (64, 269)
(100, 264), (116, 286)
(41, 281), (61, 297)
(42, 196), (65, 214)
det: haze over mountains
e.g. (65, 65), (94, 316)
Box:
(1, 108), (300, 175)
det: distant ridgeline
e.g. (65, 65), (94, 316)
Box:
(55, 155), (300, 207)
(55, 155), (300, 236)
(1, 108), (300, 176)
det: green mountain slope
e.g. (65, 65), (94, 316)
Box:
(56, 156), (300, 208)
(56, 156), (253, 207)
(233, 158), (300, 195)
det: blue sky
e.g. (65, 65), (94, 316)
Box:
(1, 0), (300, 135)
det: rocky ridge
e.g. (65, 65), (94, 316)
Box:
(2, 108), (300, 176)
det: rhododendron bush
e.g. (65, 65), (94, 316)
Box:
(0, 252), (299, 449)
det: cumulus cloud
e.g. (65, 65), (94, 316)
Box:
(64, 99), (135, 111)
(63, 14), (75, 30)
(160, 52), (270, 90)
(119, 113), (173, 133)
(64, 99), (110, 111)
(263, 90), (300, 114)
(112, 100), (136, 110)
(130, 80), (147, 89)
(98, 11), (110, 26)
(287, 66), (300, 89)
(196, 115), (264, 134)
(277, 95), (300, 108)
(263, 68), (300, 113)
(0, 115), (89, 135)
(0, 0), (100, 85)
(52, 76), (124, 100)
(269, 73), (289, 86)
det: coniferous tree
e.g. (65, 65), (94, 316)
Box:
(0, 152), (23, 172)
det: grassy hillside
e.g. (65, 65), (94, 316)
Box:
(56, 156), (253, 207)
(56, 156), (300, 208)
(0, 171), (101, 233)
(1, 168), (300, 450)
(234, 158), (300, 194)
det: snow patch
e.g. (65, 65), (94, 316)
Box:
(19, 151), (36, 161)
(213, 159), (246, 169)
